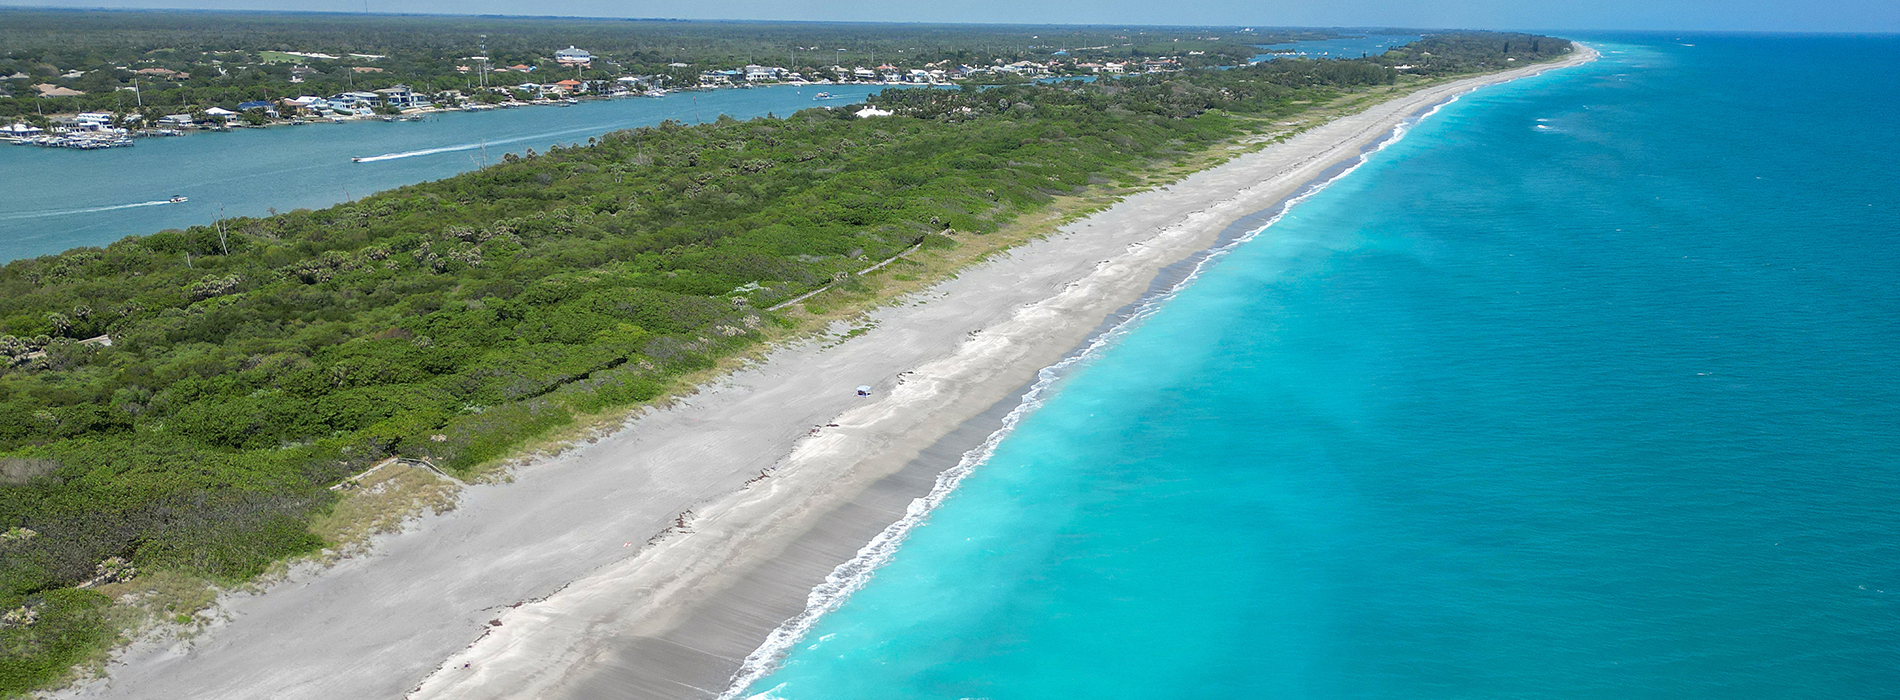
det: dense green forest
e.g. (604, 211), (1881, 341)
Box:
(0, 31), (1572, 694)
(0, 9), (1341, 119)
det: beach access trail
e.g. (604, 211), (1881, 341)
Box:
(58, 47), (1593, 700)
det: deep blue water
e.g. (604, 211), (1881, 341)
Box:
(738, 34), (1900, 699)
(0, 85), (886, 262)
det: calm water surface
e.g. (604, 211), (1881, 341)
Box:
(0, 85), (886, 262)
(1252, 34), (1421, 62)
(739, 33), (1900, 700)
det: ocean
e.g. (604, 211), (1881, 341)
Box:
(735, 34), (1900, 699)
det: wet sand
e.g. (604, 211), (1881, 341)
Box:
(56, 47), (1593, 700)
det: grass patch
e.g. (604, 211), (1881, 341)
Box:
(307, 462), (460, 557)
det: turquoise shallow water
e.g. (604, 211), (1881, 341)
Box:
(0, 85), (887, 262)
(740, 34), (1900, 699)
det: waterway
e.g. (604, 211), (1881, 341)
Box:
(1252, 34), (1421, 63)
(0, 85), (886, 262)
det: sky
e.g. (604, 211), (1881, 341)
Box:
(5, 0), (1897, 33)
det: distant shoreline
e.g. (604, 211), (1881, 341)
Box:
(399, 45), (1598, 700)
(8, 80), (901, 146)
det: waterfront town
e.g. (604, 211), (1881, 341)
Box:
(2, 33), (1231, 148)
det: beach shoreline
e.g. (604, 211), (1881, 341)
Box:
(48, 47), (1593, 700)
(404, 46), (1598, 700)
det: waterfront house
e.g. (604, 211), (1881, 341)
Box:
(553, 79), (584, 94)
(332, 91), (382, 109)
(6, 121), (46, 137)
(159, 114), (195, 127)
(74, 113), (115, 130)
(375, 85), (431, 110)
(237, 100), (279, 117)
(744, 65), (787, 82)
(2, 123), (45, 138)
(281, 96), (329, 114)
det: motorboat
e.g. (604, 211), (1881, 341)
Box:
(168, 195), (188, 203)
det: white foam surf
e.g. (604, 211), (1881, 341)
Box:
(713, 94), (1456, 700)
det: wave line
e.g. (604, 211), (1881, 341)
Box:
(714, 93), (1456, 700)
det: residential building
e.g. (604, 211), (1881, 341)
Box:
(555, 46), (594, 66)
(74, 113), (114, 130)
(374, 84), (430, 110)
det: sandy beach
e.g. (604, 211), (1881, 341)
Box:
(55, 47), (1592, 700)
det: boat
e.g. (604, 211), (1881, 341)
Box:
(351, 156), (365, 163)
(813, 92), (833, 100)
(168, 195), (188, 203)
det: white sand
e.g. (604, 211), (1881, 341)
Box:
(57, 48), (1592, 700)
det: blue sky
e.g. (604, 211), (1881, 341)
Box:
(7, 0), (1897, 32)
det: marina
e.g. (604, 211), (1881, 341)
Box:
(6, 133), (135, 149)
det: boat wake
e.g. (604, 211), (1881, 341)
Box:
(0, 199), (180, 221)
(349, 124), (622, 163)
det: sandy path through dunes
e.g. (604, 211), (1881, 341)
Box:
(60, 47), (1592, 700)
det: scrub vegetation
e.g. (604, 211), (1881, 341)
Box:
(0, 31), (1571, 695)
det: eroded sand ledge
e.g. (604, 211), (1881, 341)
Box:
(60, 48), (1592, 700)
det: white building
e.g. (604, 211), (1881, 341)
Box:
(743, 65), (784, 82)
(375, 84), (430, 110)
(74, 112), (115, 130)
(555, 46), (593, 66)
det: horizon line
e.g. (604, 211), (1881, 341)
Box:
(0, 4), (1895, 35)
